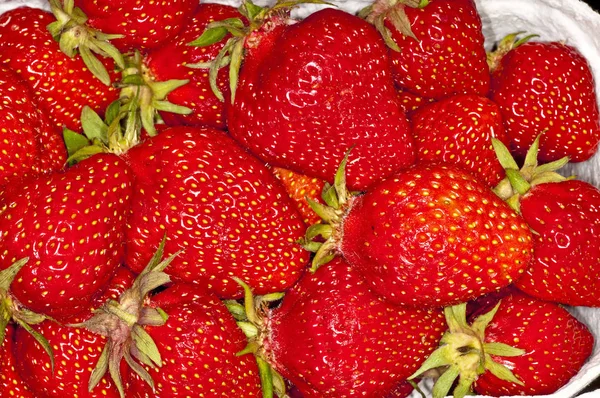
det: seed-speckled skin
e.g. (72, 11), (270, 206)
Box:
(0, 65), (66, 188)
(387, 0), (489, 100)
(128, 284), (262, 397)
(78, 0), (198, 52)
(491, 42), (600, 163)
(515, 180), (600, 306)
(1, 326), (34, 398)
(123, 127), (309, 298)
(146, 3), (241, 130)
(341, 164), (533, 307)
(264, 259), (445, 397)
(229, 8), (415, 191)
(271, 167), (326, 226)
(0, 154), (133, 321)
(0, 8), (119, 132)
(472, 292), (594, 396)
(412, 94), (509, 187)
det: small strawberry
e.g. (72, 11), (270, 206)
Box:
(305, 157), (533, 307)
(364, 0), (490, 100)
(489, 34), (600, 163)
(231, 259), (445, 397)
(0, 326), (34, 398)
(0, 154), (133, 321)
(271, 167), (326, 226)
(0, 65), (66, 188)
(411, 94), (509, 187)
(411, 292), (594, 397)
(0, 7), (120, 132)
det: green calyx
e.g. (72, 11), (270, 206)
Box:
(71, 236), (179, 398)
(409, 302), (525, 398)
(358, 0), (426, 52)
(492, 134), (570, 213)
(187, 0), (332, 103)
(0, 258), (55, 373)
(487, 32), (539, 72)
(226, 278), (286, 398)
(47, 0), (125, 86)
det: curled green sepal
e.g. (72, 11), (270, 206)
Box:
(361, 0), (422, 52)
(487, 32), (539, 72)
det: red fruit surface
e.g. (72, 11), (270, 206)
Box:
(473, 292), (593, 396)
(123, 127), (309, 298)
(0, 154), (133, 321)
(146, 3), (241, 129)
(412, 94), (508, 186)
(0, 326), (34, 398)
(271, 167), (326, 226)
(264, 259), (445, 397)
(78, 0), (198, 52)
(0, 7), (119, 132)
(387, 0), (489, 100)
(490, 41), (600, 162)
(229, 8), (415, 190)
(0, 65), (66, 188)
(397, 89), (435, 116)
(127, 284), (262, 397)
(515, 180), (600, 306)
(341, 164), (533, 307)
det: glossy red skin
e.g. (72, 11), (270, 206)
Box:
(491, 42), (600, 162)
(146, 3), (241, 130)
(229, 9), (415, 191)
(127, 284), (262, 397)
(0, 154), (133, 321)
(340, 164), (533, 307)
(78, 0), (198, 53)
(515, 180), (600, 306)
(0, 8), (119, 132)
(0, 65), (66, 188)
(13, 267), (134, 398)
(271, 167), (326, 226)
(388, 0), (489, 100)
(397, 89), (435, 117)
(473, 292), (594, 396)
(123, 127), (309, 298)
(264, 259), (445, 397)
(1, 326), (34, 398)
(411, 94), (509, 187)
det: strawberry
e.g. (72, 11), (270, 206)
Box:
(123, 126), (309, 298)
(232, 259), (445, 397)
(397, 89), (435, 116)
(271, 167), (326, 226)
(305, 159), (533, 307)
(0, 325), (34, 398)
(201, 4), (415, 190)
(0, 7), (120, 132)
(364, 0), (490, 100)
(0, 154), (133, 321)
(489, 34), (600, 163)
(411, 292), (594, 397)
(411, 94), (509, 187)
(0, 64), (66, 188)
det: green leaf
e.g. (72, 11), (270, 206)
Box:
(471, 301), (501, 337)
(105, 100), (122, 126)
(256, 356), (274, 398)
(137, 271), (171, 298)
(408, 344), (453, 380)
(124, 350), (155, 391)
(108, 348), (125, 398)
(306, 197), (340, 224)
(140, 104), (156, 139)
(484, 342), (525, 357)
(138, 307), (169, 326)
(432, 365), (460, 398)
(121, 74), (146, 86)
(150, 79), (189, 100)
(88, 343), (110, 392)
(492, 138), (519, 170)
(229, 39), (244, 104)
(93, 40), (125, 69)
(224, 300), (247, 321)
(237, 321), (259, 338)
(132, 325), (162, 368)
(485, 354), (524, 385)
(231, 277), (259, 325)
(188, 26), (228, 47)
(240, 1), (264, 20)
(80, 46), (111, 86)
(0, 257), (29, 291)
(16, 319), (54, 373)
(58, 29), (78, 58)
(506, 169), (531, 196)
(67, 145), (105, 165)
(63, 128), (91, 158)
(81, 106), (109, 143)
(153, 101), (192, 115)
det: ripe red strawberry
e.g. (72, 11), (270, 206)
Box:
(412, 292), (593, 397)
(411, 94), (509, 187)
(0, 326), (34, 398)
(490, 36), (600, 162)
(77, 0), (198, 52)
(0, 7), (119, 132)
(271, 167), (326, 226)
(123, 126), (309, 298)
(144, 3), (242, 130)
(306, 161), (533, 307)
(397, 89), (435, 116)
(216, 6), (414, 190)
(0, 154), (133, 321)
(365, 0), (490, 100)
(235, 259), (445, 397)
(0, 65), (66, 188)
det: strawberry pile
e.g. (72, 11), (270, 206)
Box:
(1, 0), (599, 397)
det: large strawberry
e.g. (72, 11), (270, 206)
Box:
(0, 65), (66, 188)
(489, 34), (600, 163)
(0, 154), (133, 321)
(201, 4), (415, 190)
(232, 259), (445, 397)
(364, 0), (490, 100)
(123, 126), (309, 298)
(0, 7), (120, 132)
(305, 158), (533, 307)
(411, 292), (594, 397)
(411, 94), (509, 187)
